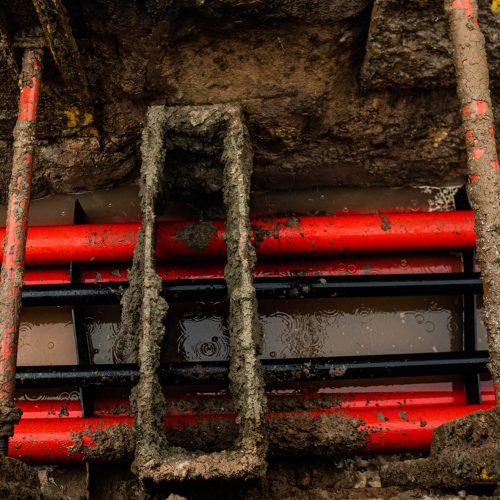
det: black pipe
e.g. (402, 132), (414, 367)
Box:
(21, 273), (483, 306)
(15, 351), (489, 387)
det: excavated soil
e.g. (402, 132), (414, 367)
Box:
(90, 455), (495, 499)
(0, 456), (41, 500)
(175, 221), (218, 250)
(1, 0), (500, 200)
(382, 407), (500, 489)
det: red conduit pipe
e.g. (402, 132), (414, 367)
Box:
(0, 49), (43, 455)
(0, 212), (476, 265)
(20, 253), (464, 285)
(15, 380), (495, 420)
(8, 404), (492, 463)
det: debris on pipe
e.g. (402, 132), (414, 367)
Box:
(6, 404), (492, 464)
(0, 49), (43, 455)
(445, 0), (500, 404)
(17, 252), (465, 286)
(0, 212), (477, 265)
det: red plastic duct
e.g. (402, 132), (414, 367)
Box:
(15, 379), (495, 420)
(21, 253), (464, 285)
(8, 404), (492, 463)
(0, 212), (476, 265)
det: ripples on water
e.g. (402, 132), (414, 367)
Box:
(17, 295), (484, 365)
(80, 295), (468, 364)
(17, 307), (75, 366)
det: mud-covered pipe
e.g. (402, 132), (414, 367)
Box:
(0, 212), (476, 265)
(0, 49), (43, 453)
(445, 0), (500, 403)
(7, 404), (492, 463)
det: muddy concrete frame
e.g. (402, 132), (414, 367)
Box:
(128, 104), (267, 485)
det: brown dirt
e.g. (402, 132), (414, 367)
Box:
(70, 423), (135, 462)
(65, 416), (365, 464)
(381, 407), (500, 488)
(130, 104), (268, 485)
(2, 0), (499, 199)
(175, 221), (218, 250)
(0, 456), (41, 500)
(268, 412), (367, 456)
(89, 456), (493, 499)
(362, 0), (500, 90)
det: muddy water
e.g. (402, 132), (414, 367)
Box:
(17, 307), (76, 366)
(20, 295), (488, 366)
(81, 295), (475, 364)
(0, 183), (141, 227)
(0, 183), (460, 227)
(476, 296), (488, 351)
(249, 186), (460, 216)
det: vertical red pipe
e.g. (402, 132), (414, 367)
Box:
(0, 49), (43, 454)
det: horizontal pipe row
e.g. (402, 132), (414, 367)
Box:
(19, 272), (483, 307)
(21, 253), (466, 286)
(14, 380), (496, 419)
(9, 404), (491, 462)
(15, 352), (490, 386)
(0, 212), (475, 265)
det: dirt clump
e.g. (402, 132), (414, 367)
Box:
(175, 221), (218, 249)
(381, 407), (500, 488)
(268, 413), (367, 456)
(362, 0), (500, 90)
(0, 456), (41, 500)
(69, 423), (136, 461)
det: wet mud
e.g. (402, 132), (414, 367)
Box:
(70, 423), (135, 462)
(129, 104), (267, 484)
(0, 456), (41, 500)
(70, 412), (367, 462)
(382, 407), (500, 488)
(175, 221), (218, 250)
(2, 0), (500, 199)
(87, 455), (493, 499)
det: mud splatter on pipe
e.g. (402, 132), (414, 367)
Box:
(0, 212), (477, 265)
(445, 0), (500, 403)
(0, 49), (43, 454)
(16, 253), (464, 285)
(6, 404), (492, 463)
